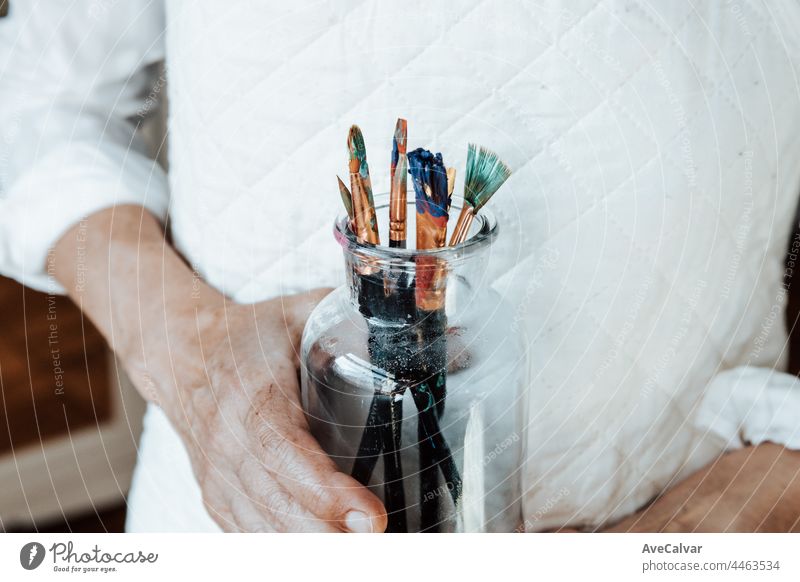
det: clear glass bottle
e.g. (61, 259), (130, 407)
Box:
(301, 195), (526, 532)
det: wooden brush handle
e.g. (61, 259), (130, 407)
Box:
(449, 206), (475, 246)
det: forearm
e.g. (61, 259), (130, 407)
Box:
(52, 204), (224, 416)
(607, 444), (800, 532)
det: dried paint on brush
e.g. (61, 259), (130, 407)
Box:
(408, 147), (451, 311)
(348, 125), (380, 244)
(389, 119), (408, 247)
(408, 148), (450, 249)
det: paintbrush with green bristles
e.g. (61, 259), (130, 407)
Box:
(449, 144), (512, 245)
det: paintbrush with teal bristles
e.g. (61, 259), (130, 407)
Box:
(448, 144), (512, 245)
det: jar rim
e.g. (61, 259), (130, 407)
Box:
(334, 192), (498, 262)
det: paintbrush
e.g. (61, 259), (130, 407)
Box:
(409, 148), (450, 251)
(449, 144), (511, 246)
(348, 125), (380, 244)
(346, 125), (408, 530)
(337, 176), (354, 226)
(408, 148), (451, 313)
(381, 120), (411, 527)
(349, 275), (409, 532)
(407, 147), (463, 530)
(389, 119), (408, 248)
(446, 167), (456, 213)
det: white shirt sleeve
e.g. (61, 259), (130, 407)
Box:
(0, 0), (169, 293)
(696, 367), (800, 450)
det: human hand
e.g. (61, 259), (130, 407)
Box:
(164, 289), (388, 532)
(606, 443), (800, 532)
(53, 207), (386, 532)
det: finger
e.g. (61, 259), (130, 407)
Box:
(199, 404), (340, 532)
(249, 411), (387, 533)
(230, 495), (276, 533)
(279, 431), (387, 532)
(200, 486), (238, 532)
(237, 461), (340, 533)
(279, 288), (333, 356)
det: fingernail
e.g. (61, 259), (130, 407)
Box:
(344, 511), (373, 533)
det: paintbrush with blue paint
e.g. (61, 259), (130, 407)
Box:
(407, 147), (462, 531)
(410, 148), (451, 251)
(409, 148), (451, 311)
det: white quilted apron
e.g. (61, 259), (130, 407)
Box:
(127, 0), (800, 531)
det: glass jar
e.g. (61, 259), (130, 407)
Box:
(300, 194), (526, 532)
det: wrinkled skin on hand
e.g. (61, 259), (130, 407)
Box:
(605, 443), (800, 533)
(139, 289), (388, 533)
(546, 443), (800, 533)
(53, 207), (386, 533)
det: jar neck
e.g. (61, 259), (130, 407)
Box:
(334, 194), (498, 320)
(340, 239), (494, 323)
